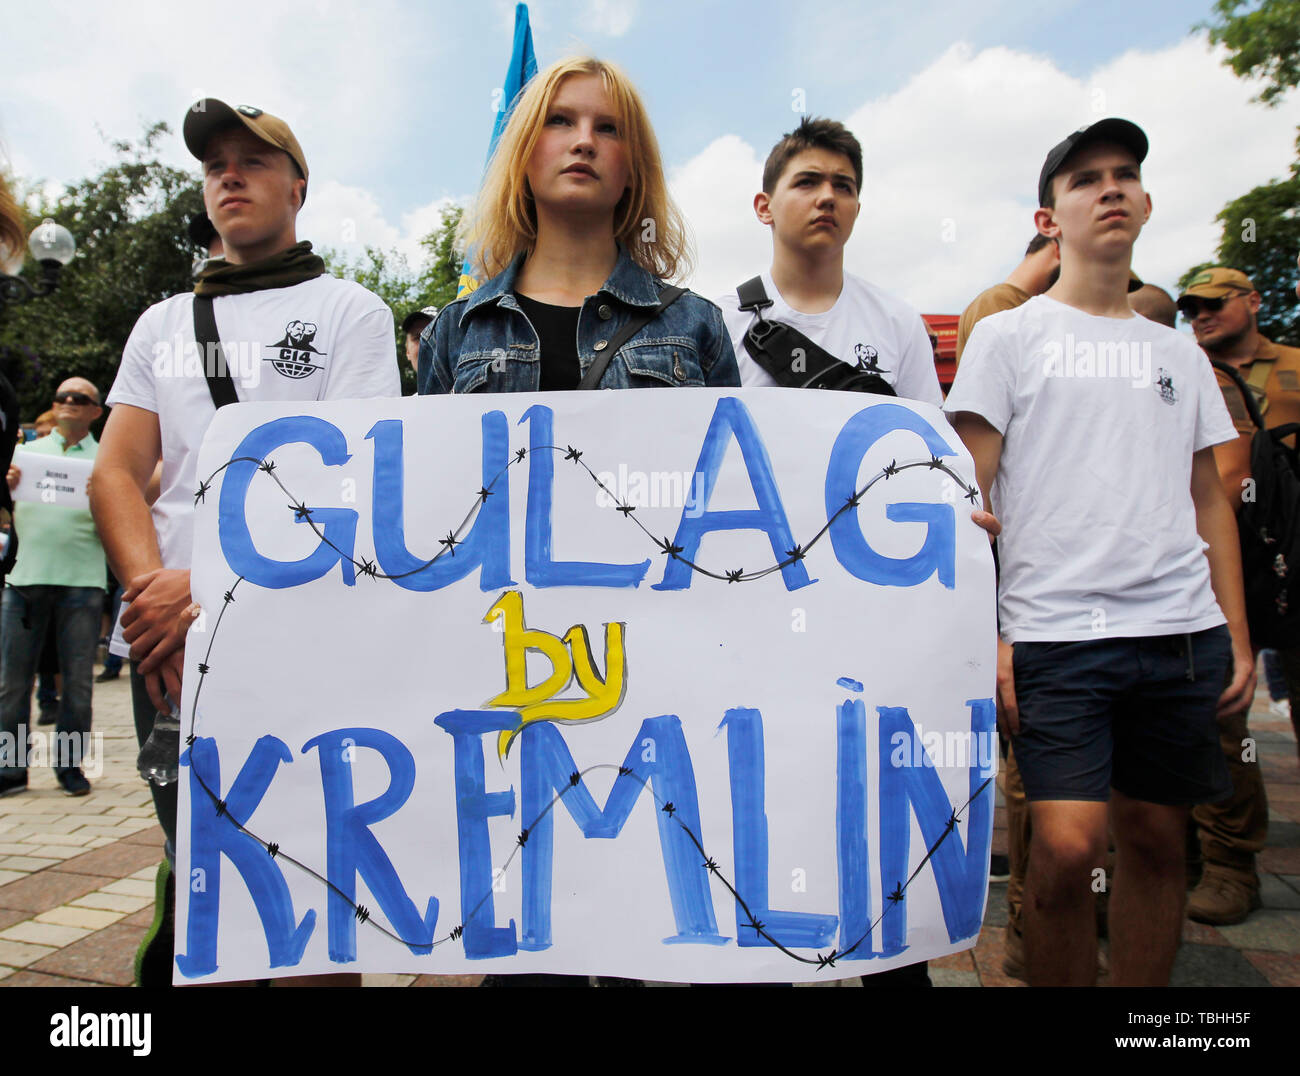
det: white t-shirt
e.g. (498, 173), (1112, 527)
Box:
(105, 274), (401, 568)
(943, 295), (1239, 643)
(716, 270), (943, 406)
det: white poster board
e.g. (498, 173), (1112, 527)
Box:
(176, 389), (996, 983)
(11, 448), (93, 510)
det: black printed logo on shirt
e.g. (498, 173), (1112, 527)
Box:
(1155, 368), (1178, 406)
(265, 320), (325, 379)
(854, 343), (890, 375)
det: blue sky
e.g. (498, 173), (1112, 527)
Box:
(3, 0), (1297, 311)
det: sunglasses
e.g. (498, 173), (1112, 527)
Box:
(1178, 294), (1245, 318)
(53, 392), (97, 406)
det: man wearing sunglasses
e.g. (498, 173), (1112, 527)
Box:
(0, 378), (106, 797)
(1178, 266), (1300, 926)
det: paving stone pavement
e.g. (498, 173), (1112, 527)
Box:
(1, 661), (1296, 988)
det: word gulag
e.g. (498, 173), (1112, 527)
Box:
(217, 397), (971, 593)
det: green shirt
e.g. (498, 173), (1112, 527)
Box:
(8, 430), (106, 590)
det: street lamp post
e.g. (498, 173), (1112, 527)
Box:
(0, 219), (76, 320)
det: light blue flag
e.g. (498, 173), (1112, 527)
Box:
(457, 2), (538, 297)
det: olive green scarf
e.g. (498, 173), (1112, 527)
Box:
(193, 241), (326, 296)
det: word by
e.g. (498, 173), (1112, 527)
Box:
(484, 589), (626, 758)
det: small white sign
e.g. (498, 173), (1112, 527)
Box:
(12, 449), (93, 510)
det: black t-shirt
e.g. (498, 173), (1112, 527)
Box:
(515, 293), (581, 391)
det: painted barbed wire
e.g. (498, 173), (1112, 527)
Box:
(179, 443), (988, 967)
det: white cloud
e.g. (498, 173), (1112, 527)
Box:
(0, 0), (415, 197)
(300, 184), (464, 273)
(399, 196), (464, 267)
(677, 37), (1300, 312)
(8, 16), (1297, 318)
(299, 181), (403, 259)
(584, 0), (638, 37)
(670, 134), (770, 297)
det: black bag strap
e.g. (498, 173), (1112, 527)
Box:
(1266, 422), (1300, 445)
(1213, 359), (1266, 432)
(192, 295), (239, 410)
(735, 277), (895, 395)
(736, 275), (773, 315)
(578, 286), (686, 390)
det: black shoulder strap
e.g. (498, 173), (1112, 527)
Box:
(578, 286), (687, 390)
(0, 370), (20, 579)
(1213, 359), (1266, 431)
(735, 280), (894, 396)
(736, 276), (772, 314)
(192, 295), (239, 410)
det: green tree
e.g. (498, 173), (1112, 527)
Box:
(417, 203), (464, 311)
(1203, 0), (1300, 106)
(1178, 158), (1300, 346)
(0, 124), (202, 421)
(1184, 3), (1300, 343)
(322, 204), (463, 393)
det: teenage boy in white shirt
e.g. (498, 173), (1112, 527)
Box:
(91, 99), (399, 986)
(944, 119), (1255, 986)
(716, 117), (942, 406)
(94, 100), (399, 721)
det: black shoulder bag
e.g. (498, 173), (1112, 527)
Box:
(577, 286), (686, 390)
(736, 276), (895, 395)
(1214, 359), (1300, 648)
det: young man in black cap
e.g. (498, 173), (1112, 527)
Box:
(944, 119), (1254, 986)
(90, 99), (400, 983)
(402, 306), (438, 373)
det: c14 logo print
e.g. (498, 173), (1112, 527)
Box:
(267, 319), (325, 379)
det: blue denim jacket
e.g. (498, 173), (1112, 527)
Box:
(417, 246), (740, 395)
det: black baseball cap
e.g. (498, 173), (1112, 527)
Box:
(1038, 118), (1148, 208)
(401, 307), (439, 335)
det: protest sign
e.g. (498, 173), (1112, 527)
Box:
(11, 448), (92, 510)
(176, 388), (996, 983)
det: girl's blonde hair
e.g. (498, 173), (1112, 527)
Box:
(0, 173), (25, 266)
(460, 57), (692, 282)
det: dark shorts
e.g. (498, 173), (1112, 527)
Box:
(1011, 626), (1233, 805)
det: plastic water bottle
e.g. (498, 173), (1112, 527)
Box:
(138, 700), (181, 787)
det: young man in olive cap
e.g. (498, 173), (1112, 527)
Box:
(945, 119), (1254, 986)
(90, 99), (400, 982)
